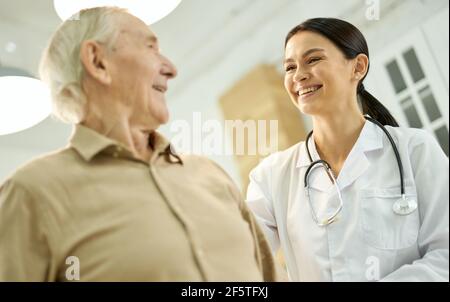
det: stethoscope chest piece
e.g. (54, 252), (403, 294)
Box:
(392, 196), (418, 216)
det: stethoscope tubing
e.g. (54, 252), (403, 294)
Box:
(304, 115), (405, 196)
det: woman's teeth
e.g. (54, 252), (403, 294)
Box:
(298, 86), (321, 96)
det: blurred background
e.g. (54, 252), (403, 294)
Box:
(0, 0), (448, 191)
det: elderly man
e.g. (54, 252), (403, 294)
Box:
(0, 7), (279, 281)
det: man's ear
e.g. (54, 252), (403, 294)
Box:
(80, 40), (112, 85)
(353, 53), (369, 81)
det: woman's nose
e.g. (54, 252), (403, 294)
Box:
(293, 69), (309, 82)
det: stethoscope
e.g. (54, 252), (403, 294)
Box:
(304, 115), (418, 226)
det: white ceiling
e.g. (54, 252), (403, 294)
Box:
(0, 0), (370, 93)
(0, 0), (432, 151)
(0, 0), (297, 150)
(0, 0), (358, 149)
(0, 0), (291, 80)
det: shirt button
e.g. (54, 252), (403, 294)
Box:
(112, 151), (119, 158)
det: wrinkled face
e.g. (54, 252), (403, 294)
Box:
(283, 31), (356, 116)
(108, 14), (177, 127)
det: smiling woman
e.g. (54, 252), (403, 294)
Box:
(246, 17), (449, 282)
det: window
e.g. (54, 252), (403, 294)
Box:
(403, 48), (425, 83)
(386, 60), (407, 93)
(385, 46), (448, 156)
(401, 97), (423, 128)
(418, 86), (441, 122)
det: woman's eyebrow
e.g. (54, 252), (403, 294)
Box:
(284, 48), (325, 64)
(284, 58), (295, 64)
(301, 48), (325, 58)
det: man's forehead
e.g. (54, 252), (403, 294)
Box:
(118, 27), (157, 41)
(116, 14), (157, 41)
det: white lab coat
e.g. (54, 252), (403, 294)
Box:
(246, 120), (449, 281)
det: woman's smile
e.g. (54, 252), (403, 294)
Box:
(297, 85), (323, 102)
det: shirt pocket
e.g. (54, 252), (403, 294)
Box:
(359, 186), (419, 250)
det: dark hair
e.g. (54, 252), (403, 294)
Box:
(285, 18), (399, 126)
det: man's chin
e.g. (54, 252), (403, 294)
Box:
(158, 111), (170, 124)
(151, 114), (169, 128)
(147, 105), (170, 126)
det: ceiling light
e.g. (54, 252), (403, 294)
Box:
(53, 0), (182, 24)
(0, 71), (51, 135)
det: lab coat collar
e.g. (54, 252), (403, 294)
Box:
(296, 120), (384, 192)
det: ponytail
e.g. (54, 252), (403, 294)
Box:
(358, 83), (399, 127)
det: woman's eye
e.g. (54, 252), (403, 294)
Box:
(285, 65), (296, 72)
(307, 57), (321, 64)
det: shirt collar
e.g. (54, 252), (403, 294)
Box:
(296, 119), (384, 168)
(69, 124), (179, 164)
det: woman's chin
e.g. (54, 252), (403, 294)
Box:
(296, 102), (318, 116)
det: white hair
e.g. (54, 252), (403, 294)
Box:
(39, 6), (128, 123)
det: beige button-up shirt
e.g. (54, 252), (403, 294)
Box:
(0, 125), (279, 281)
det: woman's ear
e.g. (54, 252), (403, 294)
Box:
(80, 40), (112, 85)
(353, 53), (369, 81)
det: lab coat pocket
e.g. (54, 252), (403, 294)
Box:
(360, 186), (419, 250)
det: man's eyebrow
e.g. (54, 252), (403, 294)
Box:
(145, 35), (158, 43)
(284, 48), (325, 64)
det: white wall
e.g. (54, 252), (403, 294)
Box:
(0, 117), (72, 182)
(0, 147), (47, 183)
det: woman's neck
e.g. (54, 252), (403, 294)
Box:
(311, 108), (365, 177)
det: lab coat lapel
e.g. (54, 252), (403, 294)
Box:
(336, 121), (384, 191)
(296, 121), (383, 193)
(335, 144), (370, 191)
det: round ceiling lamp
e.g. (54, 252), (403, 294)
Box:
(0, 68), (51, 135)
(53, 0), (182, 24)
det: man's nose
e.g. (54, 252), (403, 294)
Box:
(161, 55), (177, 79)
